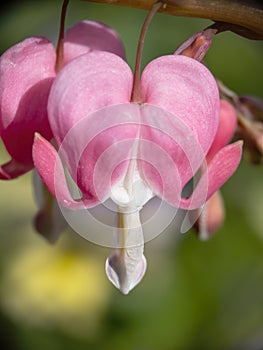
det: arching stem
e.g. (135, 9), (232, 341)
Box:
(130, 2), (164, 103)
(86, 0), (263, 40)
(55, 0), (70, 73)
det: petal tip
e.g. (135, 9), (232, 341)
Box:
(34, 132), (41, 140)
(105, 253), (147, 295)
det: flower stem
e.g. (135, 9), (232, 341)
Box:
(85, 0), (263, 40)
(130, 1), (163, 103)
(55, 0), (70, 73)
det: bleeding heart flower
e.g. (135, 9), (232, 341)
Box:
(33, 51), (242, 293)
(33, 5), (242, 293)
(0, 20), (125, 180)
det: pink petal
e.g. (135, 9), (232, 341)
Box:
(0, 37), (56, 170)
(206, 99), (237, 161)
(0, 36), (55, 130)
(48, 51), (133, 146)
(139, 104), (206, 206)
(63, 20), (126, 65)
(180, 141), (243, 209)
(34, 103), (140, 206)
(139, 55), (219, 202)
(47, 52), (135, 200)
(33, 133), (98, 209)
(141, 54), (220, 160)
(56, 104), (140, 202)
(1, 78), (55, 167)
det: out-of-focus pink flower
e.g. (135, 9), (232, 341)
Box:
(0, 37), (55, 179)
(194, 100), (238, 240)
(174, 28), (217, 61)
(0, 21), (125, 180)
(237, 95), (263, 164)
(218, 81), (263, 164)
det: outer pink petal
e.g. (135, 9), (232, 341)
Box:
(0, 37), (56, 171)
(140, 55), (219, 200)
(32, 133), (98, 209)
(47, 52), (136, 198)
(63, 20), (125, 65)
(141, 55), (220, 156)
(48, 51), (133, 145)
(56, 104), (140, 202)
(180, 141), (243, 209)
(35, 103), (140, 206)
(207, 99), (237, 161)
(139, 104), (206, 205)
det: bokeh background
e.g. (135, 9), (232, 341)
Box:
(0, 1), (263, 349)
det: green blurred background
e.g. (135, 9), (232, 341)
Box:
(0, 1), (263, 349)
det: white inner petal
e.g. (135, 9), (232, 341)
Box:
(105, 210), (147, 295)
(106, 140), (154, 294)
(110, 184), (130, 206)
(110, 167), (154, 209)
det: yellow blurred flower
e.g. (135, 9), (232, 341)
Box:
(0, 240), (110, 338)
